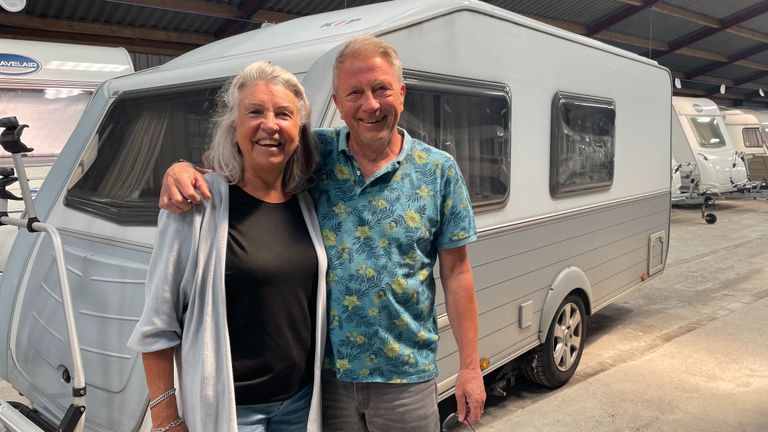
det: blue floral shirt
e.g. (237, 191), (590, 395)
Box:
(310, 126), (477, 383)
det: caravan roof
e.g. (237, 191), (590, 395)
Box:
(723, 109), (763, 126)
(672, 97), (721, 117)
(110, 0), (664, 94)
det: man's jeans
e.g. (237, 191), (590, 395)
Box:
(322, 373), (440, 432)
(236, 385), (312, 432)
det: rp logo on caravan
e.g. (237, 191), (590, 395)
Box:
(0, 53), (41, 76)
(319, 18), (362, 29)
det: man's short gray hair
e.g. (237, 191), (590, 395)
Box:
(332, 35), (403, 94)
(207, 60), (317, 194)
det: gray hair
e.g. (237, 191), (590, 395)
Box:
(332, 35), (403, 94)
(206, 60), (317, 194)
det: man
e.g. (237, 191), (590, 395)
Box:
(160, 35), (485, 430)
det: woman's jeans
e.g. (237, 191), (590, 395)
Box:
(236, 385), (312, 432)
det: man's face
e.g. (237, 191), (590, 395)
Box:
(333, 55), (405, 150)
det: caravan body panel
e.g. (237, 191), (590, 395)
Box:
(0, 1), (671, 429)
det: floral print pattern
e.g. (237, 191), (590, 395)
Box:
(310, 127), (476, 383)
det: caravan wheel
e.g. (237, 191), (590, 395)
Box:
(522, 294), (587, 388)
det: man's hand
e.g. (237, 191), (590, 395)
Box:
(159, 162), (212, 212)
(455, 367), (486, 425)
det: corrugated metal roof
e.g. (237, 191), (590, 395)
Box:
(689, 32), (762, 56)
(487, 0), (623, 26)
(661, 52), (713, 73)
(665, 0), (765, 20)
(25, 0), (235, 33)
(4, 0), (768, 105)
(739, 13), (768, 33)
(749, 50), (768, 65)
(608, 9), (700, 42)
(129, 52), (176, 71)
(705, 63), (761, 81)
(262, 0), (389, 16)
(602, 41), (648, 57)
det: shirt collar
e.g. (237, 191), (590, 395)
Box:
(338, 125), (413, 165)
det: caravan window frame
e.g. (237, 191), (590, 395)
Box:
(550, 91), (616, 198)
(742, 127), (765, 148)
(400, 70), (511, 212)
(64, 78), (227, 225)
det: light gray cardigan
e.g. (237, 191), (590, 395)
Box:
(128, 173), (327, 432)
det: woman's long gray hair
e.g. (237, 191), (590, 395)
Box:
(206, 61), (317, 194)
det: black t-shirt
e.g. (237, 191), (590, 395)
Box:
(226, 185), (318, 405)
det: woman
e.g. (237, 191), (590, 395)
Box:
(128, 61), (327, 432)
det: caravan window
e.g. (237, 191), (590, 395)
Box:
(65, 83), (220, 225)
(550, 92), (615, 197)
(688, 116), (726, 148)
(0, 87), (93, 164)
(742, 127), (765, 148)
(399, 73), (510, 209)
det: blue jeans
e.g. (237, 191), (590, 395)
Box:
(236, 385), (312, 432)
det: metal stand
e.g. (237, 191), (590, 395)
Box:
(0, 117), (86, 432)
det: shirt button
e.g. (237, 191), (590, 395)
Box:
(357, 170), (361, 176)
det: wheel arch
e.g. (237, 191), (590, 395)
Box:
(538, 266), (593, 344)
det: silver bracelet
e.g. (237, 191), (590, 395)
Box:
(149, 387), (176, 409)
(151, 417), (184, 432)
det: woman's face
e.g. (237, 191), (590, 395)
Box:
(234, 81), (301, 176)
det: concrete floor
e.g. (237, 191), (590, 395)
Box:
(3, 198), (768, 430)
(473, 198), (768, 431)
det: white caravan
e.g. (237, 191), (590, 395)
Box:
(0, 1), (671, 430)
(671, 97), (748, 203)
(0, 39), (133, 272)
(723, 108), (768, 180)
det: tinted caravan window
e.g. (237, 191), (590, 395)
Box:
(742, 127), (765, 148)
(65, 83), (221, 225)
(688, 116), (726, 149)
(399, 72), (510, 210)
(550, 92), (615, 197)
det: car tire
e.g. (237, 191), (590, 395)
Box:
(523, 294), (587, 388)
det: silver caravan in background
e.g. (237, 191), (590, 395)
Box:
(723, 108), (768, 181)
(671, 97), (748, 204)
(0, 0), (671, 430)
(0, 39), (133, 272)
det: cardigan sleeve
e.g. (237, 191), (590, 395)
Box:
(127, 207), (203, 353)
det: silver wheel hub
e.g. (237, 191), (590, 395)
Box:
(552, 302), (583, 372)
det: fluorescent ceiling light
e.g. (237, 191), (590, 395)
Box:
(47, 60), (131, 72)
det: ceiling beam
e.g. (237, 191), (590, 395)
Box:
(525, 15), (586, 35)
(675, 47), (728, 62)
(743, 89), (768, 101)
(651, 1), (768, 60)
(704, 70), (768, 97)
(105, 0), (242, 19)
(674, 87), (707, 96)
(0, 27), (194, 56)
(736, 60), (768, 72)
(595, 31), (668, 51)
(0, 11), (213, 46)
(586, 0), (663, 35)
(250, 10), (298, 24)
(620, 0), (768, 47)
(215, 0), (267, 39)
(684, 44), (768, 79)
